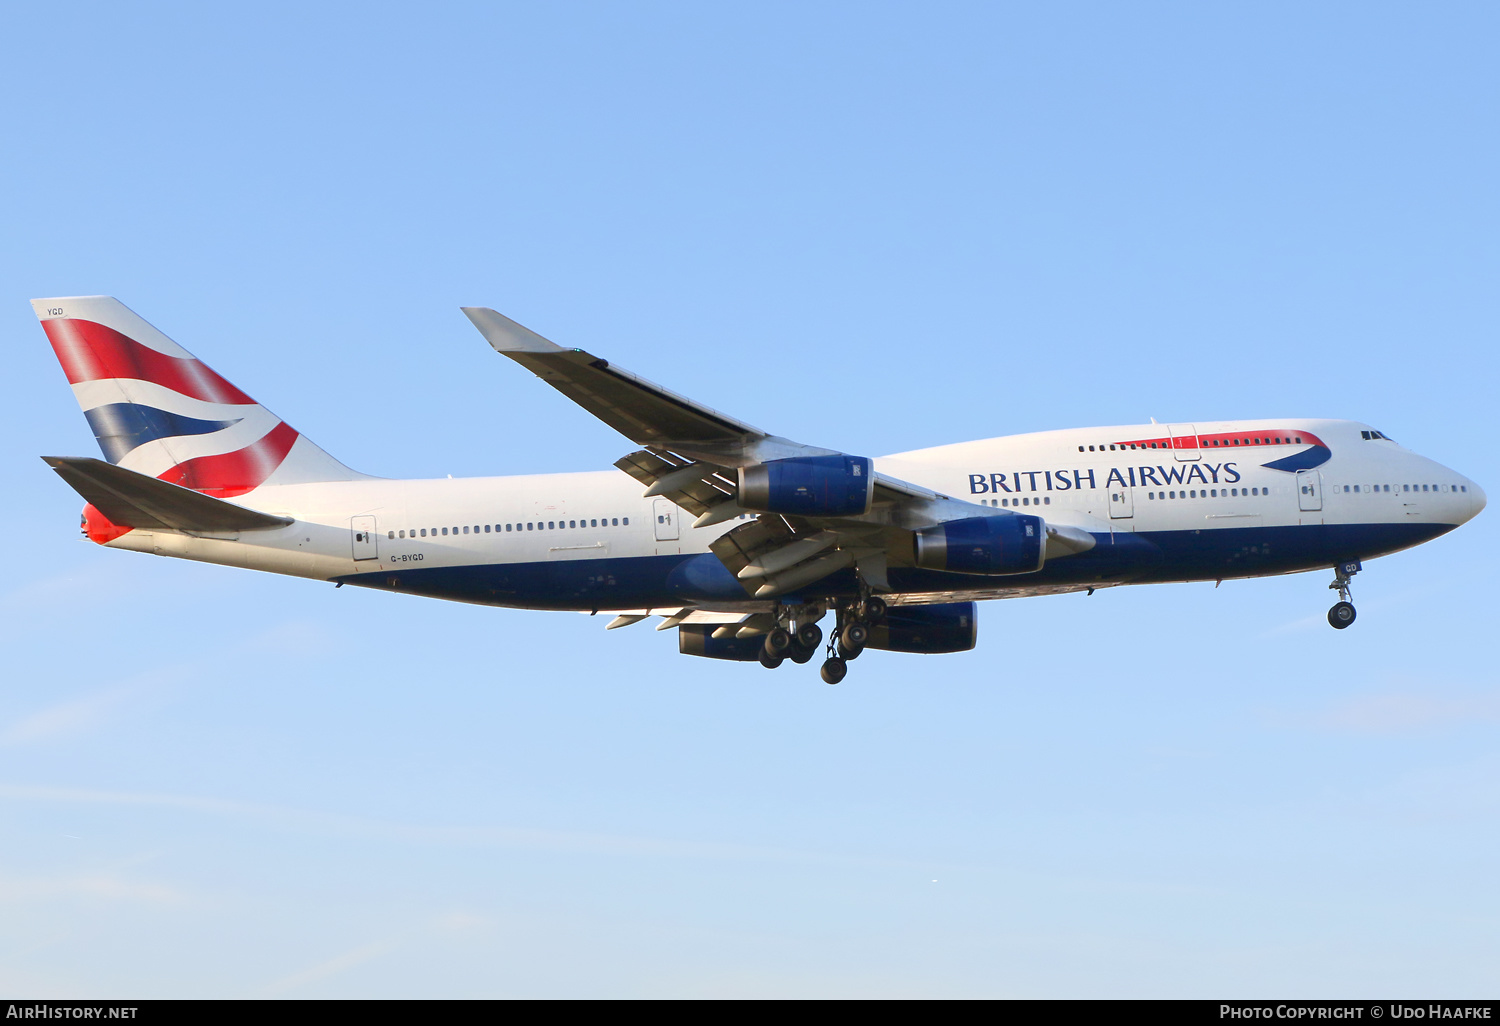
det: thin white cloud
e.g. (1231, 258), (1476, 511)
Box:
(0, 870), (185, 905)
(1318, 691), (1500, 732)
(260, 939), (398, 996)
(257, 912), (492, 996)
(0, 782), (919, 870)
(0, 620), (337, 747)
(0, 664), (192, 746)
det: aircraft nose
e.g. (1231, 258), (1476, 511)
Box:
(1471, 480), (1488, 520)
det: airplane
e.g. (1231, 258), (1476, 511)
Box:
(32, 296), (1486, 684)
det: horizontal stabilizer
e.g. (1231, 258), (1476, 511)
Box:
(42, 456), (293, 533)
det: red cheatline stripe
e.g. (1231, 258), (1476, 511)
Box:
(157, 421), (300, 498)
(42, 317), (257, 406)
(1110, 430), (1328, 451)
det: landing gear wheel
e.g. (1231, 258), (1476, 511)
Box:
(1328, 601), (1356, 629)
(796, 623), (823, 650)
(758, 649), (785, 669)
(764, 628), (792, 657)
(840, 622), (868, 656)
(788, 641), (816, 664)
(820, 657), (847, 685)
(837, 638), (863, 661)
(863, 596), (887, 623)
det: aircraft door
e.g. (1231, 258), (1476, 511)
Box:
(351, 515), (378, 560)
(1108, 486), (1134, 519)
(652, 499), (680, 541)
(1168, 424), (1201, 461)
(1297, 470), (1323, 511)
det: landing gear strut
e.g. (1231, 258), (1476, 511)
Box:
(1327, 561), (1361, 630)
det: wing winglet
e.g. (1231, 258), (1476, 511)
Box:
(460, 307), (567, 354)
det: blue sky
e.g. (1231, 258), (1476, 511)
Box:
(2, 2), (1497, 997)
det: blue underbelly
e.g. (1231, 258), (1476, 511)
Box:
(333, 521), (1454, 610)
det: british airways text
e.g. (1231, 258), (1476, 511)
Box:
(968, 463), (1243, 494)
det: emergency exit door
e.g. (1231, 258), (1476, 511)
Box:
(351, 515), (378, 560)
(1297, 470), (1323, 512)
(652, 499), (680, 541)
(1108, 487), (1134, 519)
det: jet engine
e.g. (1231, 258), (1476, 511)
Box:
(865, 601), (977, 654)
(678, 623), (763, 661)
(738, 455), (875, 518)
(912, 514), (1045, 575)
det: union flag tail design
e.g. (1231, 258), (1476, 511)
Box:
(33, 296), (366, 497)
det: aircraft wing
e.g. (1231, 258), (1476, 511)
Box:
(463, 307), (1088, 598)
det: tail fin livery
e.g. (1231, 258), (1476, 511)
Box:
(32, 297), (367, 496)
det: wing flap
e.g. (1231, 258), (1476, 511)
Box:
(43, 456), (293, 533)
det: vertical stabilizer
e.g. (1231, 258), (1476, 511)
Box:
(32, 297), (368, 496)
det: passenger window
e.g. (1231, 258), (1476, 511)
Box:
(526, 523), (533, 531)
(569, 520), (576, 528)
(387, 531), (394, 539)
(623, 518), (629, 525)
(1044, 496), (1050, 505)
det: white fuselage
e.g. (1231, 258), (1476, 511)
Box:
(97, 418), (1482, 610)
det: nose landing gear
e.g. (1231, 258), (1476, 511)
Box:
(1327, 561), (1361, 629)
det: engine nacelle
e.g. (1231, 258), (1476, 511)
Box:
(738, 455), (875, 518)
(678, 624), (763, 661)
(913, 514), (1045, 575)
(866, 601), (977, 654)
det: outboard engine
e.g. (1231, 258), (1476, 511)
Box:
(913, 514), (1045, 575)
(865, 601), (977, 654)
(738, 455), (875, 517)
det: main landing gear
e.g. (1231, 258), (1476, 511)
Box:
(1327, 561), (1361, 630)
(758, 619), (824, 669)
(819, 595), (886, 685)
(758, 596), (888, 682)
